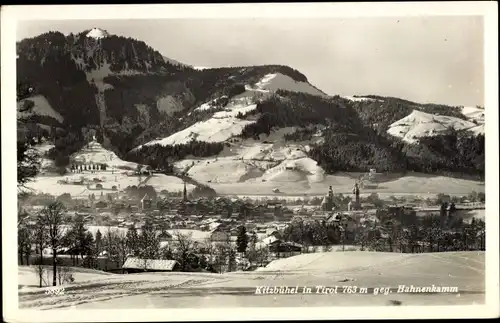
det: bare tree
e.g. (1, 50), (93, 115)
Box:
(57, 266), (74, 285)
(256, 246), (270, 267)
(172, 231), (195, 271)
(354, 226), (369, 251)
(245, 236), (259, 266)
(40, 201), (66, 286)
(33, 214), (47, 288)
(213, 243), (229, 273)
(201, 238), (216, 266)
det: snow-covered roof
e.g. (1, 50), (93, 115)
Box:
(122, 257), (179, 271)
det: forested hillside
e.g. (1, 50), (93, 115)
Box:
(349, 95), (468, 135)
(16, 30), (485, 179)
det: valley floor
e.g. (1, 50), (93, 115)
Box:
(18, 251), (485, 309)
(25, 171), (484, 199)
(208, 172), (485, 197)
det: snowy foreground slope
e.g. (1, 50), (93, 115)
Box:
(387, 110), (481, 143)
(18, 251), (484, 309)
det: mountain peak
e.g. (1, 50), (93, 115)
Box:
(86, 28), (110, 40)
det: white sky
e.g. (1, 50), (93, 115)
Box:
(17, 17), (484, 107)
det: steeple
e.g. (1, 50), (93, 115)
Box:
(352, 182), (360, 210)
(183, 181), (187, 201)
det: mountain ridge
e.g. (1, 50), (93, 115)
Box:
(16, 30), (485, 181)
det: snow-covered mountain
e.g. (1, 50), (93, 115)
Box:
(387, 110), (480, 143)
(461, 106), (485, 124)
(86, 28), (110, 39)
(249, 73), (327, 97)
(17, 29), (485, 183)
(342, 95), (384, 103)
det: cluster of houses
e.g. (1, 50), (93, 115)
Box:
(21, 178), (486, 274)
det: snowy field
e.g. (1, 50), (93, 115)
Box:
(193, 172), (484, 196)
(17, 95), (64, 123)
(25, 169), (484, 199)
(25, 170), (195, 198)
(18, 251), (484, 309)
(25, 172), (142, 197)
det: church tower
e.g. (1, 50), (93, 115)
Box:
(352, 182), (360, 210)
(327, 186), (334, 211)
(183, 181), (187, 202)
(322, 186), (335, 211)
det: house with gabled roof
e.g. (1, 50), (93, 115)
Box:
(122, 257), (181, 273)
(141, 193), (152, 210)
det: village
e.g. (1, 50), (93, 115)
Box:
(19, 162), (486, 278)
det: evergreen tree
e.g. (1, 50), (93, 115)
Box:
(125, 226), (140, 256)
(236, 226), (249, 253)
(63, 213), (93, 265)
(95, 229), (103, 255)
(139, 220), (160, 259)
(227, 247), (237, 272)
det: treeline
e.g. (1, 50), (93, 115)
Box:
(88, 34), (186, 73)
(127, 141), (225, 169)
(17, 32), (100, 129)
(102, 75), (187, 123)
(309, 130), (407, 173)
(46, 130), (87, 167)
(17, 53), (100, 131)
(308, 129), (484, 176)
(404, 132), (485, 176)
(283, 125), (322, 141)
(282, 211), (485, 253)
(189, 185), (218, 199)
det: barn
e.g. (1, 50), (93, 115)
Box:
(122, 257), (181, 274)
